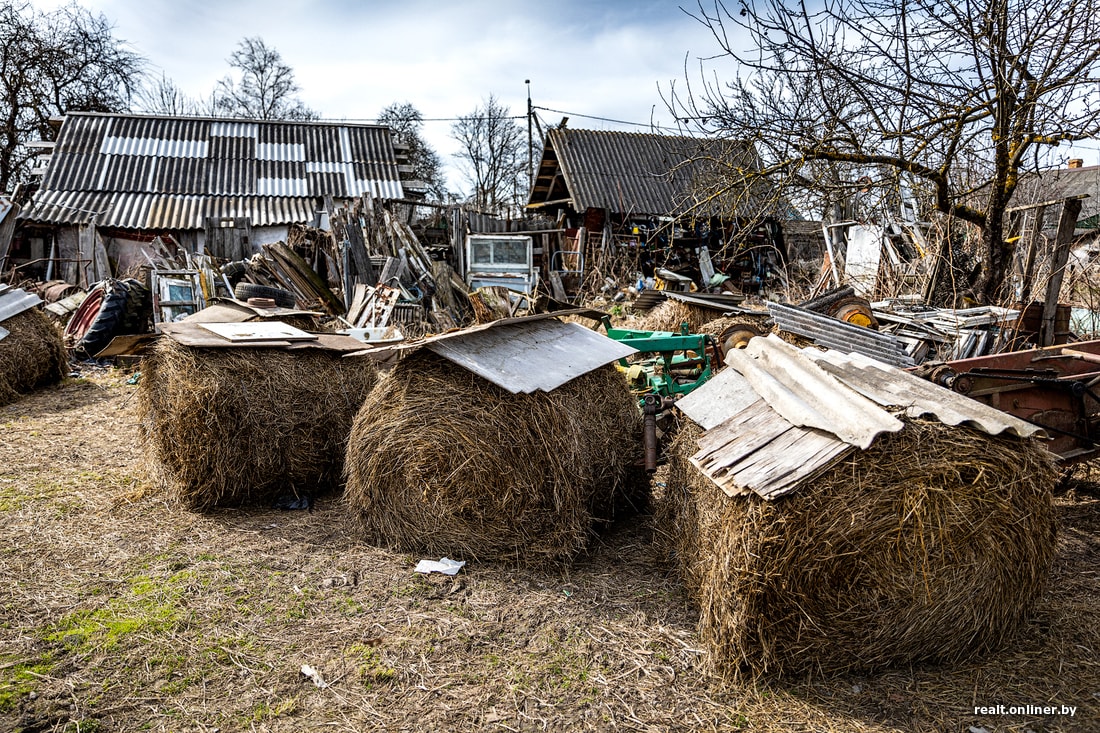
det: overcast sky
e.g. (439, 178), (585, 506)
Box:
(26, 0), (1100, 194)
(30, 0), (731, 192)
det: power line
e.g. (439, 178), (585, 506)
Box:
(532, 106), (671, 129)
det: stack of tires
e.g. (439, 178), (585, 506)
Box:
(63, 279), (152, 359)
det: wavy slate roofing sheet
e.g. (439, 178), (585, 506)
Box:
(676, 334), (1047, 500)
(24, 112), (403, 229)
(531, 128), (768, 217)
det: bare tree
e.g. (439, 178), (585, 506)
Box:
(214, 37), (317, 121)
(378, 102), (447, 200)
(136, 73), (206, 117)
(670, 0), (1100, 302)
(0, 1), (144, 191)
(451, 95), (528, 213)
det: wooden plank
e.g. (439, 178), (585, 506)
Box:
(266, 242), (346, 315)
(1040, 197), (1083, 347)
(548, 270), (567, 301)
(0, 200), (19, 269)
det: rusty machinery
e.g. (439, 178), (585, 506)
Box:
(917, 339), (1100, 462)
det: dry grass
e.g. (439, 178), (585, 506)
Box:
(637, 300), (715, 333)
(0, 371), (1097, 732)
(0, 309), (66, 407)
(345, 352), (646, 564)
(658, 418), (1059, 679)
(137, 338), (377, 510)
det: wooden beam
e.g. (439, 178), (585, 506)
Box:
(1040, 197), (1083, 347)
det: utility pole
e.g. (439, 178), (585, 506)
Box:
(526, 79), (533, 187)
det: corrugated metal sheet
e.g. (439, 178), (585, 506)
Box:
(0, 285), (44, 324)
(426, 319), (636, 393)
(23, 112), (404, 229)
(349, 312), (637, 393)
(21, 190), (317, 228)
(534, 128), (768, 217)
(768, 300), (916, 368)
(678, 334), (1048, 501)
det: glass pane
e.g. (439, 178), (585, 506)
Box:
(494, 239), (527, 265)
(472, 240), (492, 265)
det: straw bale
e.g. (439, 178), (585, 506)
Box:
(0, 309), (66, 406)
(345, 352), (646, 564)
(637, 300), (714, 333)
(137, 338), (378, 510)
(657, 417), (1058, 677)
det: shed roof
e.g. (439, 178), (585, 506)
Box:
(20, 112), (404, 229)
(527, 128), (768, 218)
(1013, 163), (1100, 233)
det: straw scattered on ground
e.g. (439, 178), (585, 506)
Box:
(0, 371), (1096, 732)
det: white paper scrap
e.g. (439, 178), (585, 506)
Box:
(414, 557), (466, 575)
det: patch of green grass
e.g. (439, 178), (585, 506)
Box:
(346, 643), (397, 688)
(245, 697), (298, 725)
(44, 570), (193, 653)
(0, 659), (53, 712)
(0, 478), (58, 512)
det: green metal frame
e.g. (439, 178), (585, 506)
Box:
(600, 316), (717, 399)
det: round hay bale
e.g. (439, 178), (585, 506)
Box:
(658, 418), (1057, 677)
(137, 339), (378, 510)
(0, 309), (66, 406)
(637, 299), (713, 333)
(345, 352), (646, 564)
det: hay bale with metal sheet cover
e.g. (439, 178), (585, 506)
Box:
(0, 308), (66, 406)
(344, 351), (646, 564)
(138, 337), (378, 510)
(659, 417), (1057, 677)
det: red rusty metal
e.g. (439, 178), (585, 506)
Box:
(62, 286), (104, 346)
(930, 339), (1100, 461)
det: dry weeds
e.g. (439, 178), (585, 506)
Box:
(0, 369), (1096, 732)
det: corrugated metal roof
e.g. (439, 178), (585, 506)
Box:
(767, 300), (916, 368)
(349, 311), (637, 393)
(529, 128), (769, 217)
(678, 335), (1047, 500)
(1014, 164), (1100, 227)
(23, 190), (318, 228)
(23, 112), (404, 229)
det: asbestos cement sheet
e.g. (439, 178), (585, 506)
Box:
(804, 348), (1047, 439)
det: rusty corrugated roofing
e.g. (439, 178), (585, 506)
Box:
(528, 128), (768, 217)
(22, 112), (404, 229)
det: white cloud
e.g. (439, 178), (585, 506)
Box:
(26, 0), (736, 191)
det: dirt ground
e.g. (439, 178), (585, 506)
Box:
(0, 368), (1098, 733)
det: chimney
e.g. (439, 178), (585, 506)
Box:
(1068, 158), (1084, 169)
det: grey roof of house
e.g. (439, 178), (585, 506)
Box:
(528, 128), (769, 218)
(1013, 163), (1100, 232)
(20, 113), (404, 229)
